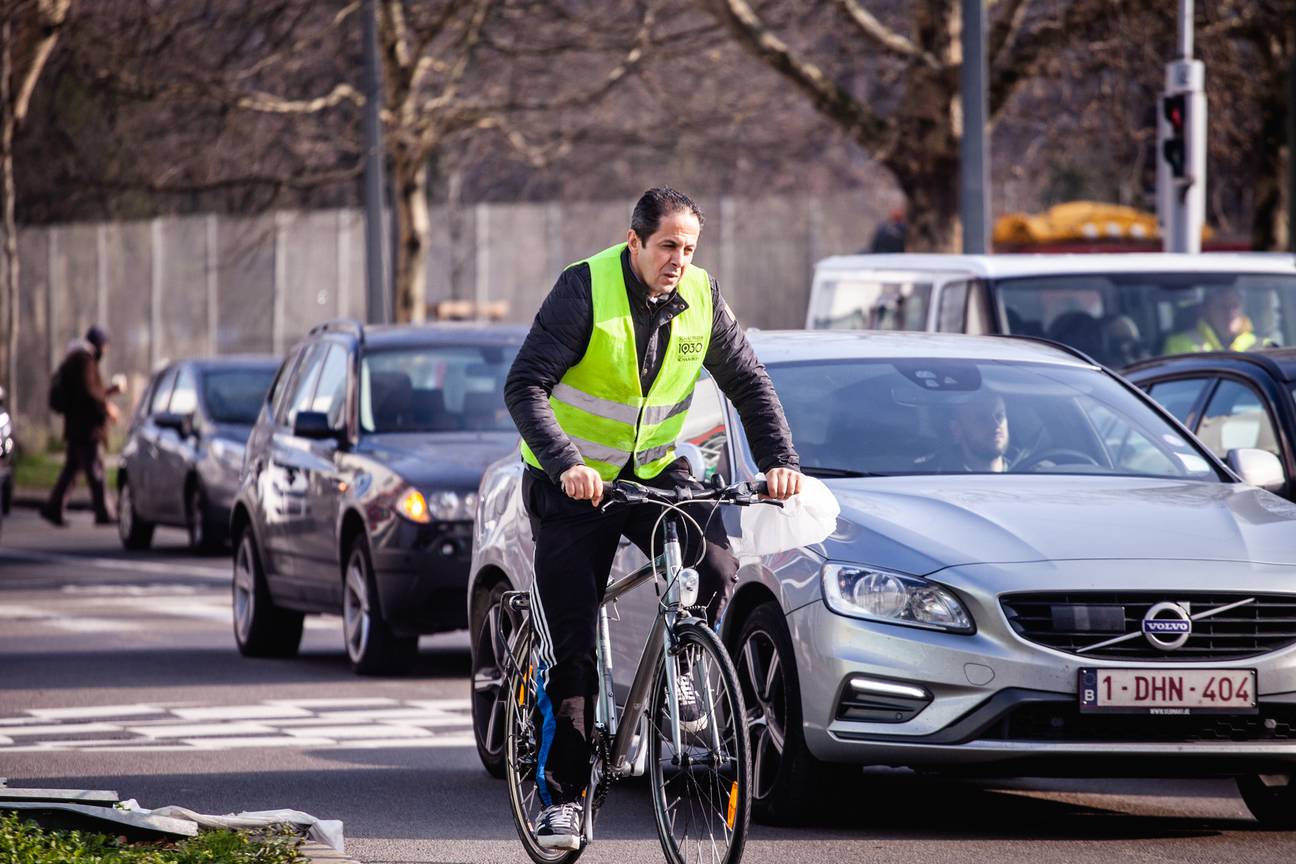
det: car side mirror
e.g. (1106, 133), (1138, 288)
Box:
(293, 410), (343, 443)
(676, 441), (707, 480)
(1227, 448), (1286, 493)
(155, 411), (193, 438)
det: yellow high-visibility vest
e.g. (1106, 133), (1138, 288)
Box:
(522, 243), (712, 481)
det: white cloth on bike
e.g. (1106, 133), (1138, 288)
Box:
(727, 473), (839, 557)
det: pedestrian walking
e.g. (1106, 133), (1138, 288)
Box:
(42, 326), (120, 526)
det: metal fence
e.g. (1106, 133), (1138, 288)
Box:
(11, 192), (889, 444)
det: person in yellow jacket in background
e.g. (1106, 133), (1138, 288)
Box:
(1164, 287), (1258, 354)
(1166, 284), (1254, 352)
(504, 187), (802, 850)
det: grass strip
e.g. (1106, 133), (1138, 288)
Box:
(0, 811), (308, 864)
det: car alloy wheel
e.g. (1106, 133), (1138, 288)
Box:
(738, 626), (788, 805)
(118, 482), (134, 543)
(343, 556), (372, 665)
(233, 534), (257, 646)
(188, 486), (205, 550)
(471, 583), (513, 777)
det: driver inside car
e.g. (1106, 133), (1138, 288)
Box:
(915, 392), (1013, 473)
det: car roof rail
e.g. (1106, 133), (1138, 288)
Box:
(308, 318), (365, 344)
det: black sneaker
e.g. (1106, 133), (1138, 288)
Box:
(39, 505), (67, 527)
(676, 670), (709, 734)
(535, 802), (582, 850)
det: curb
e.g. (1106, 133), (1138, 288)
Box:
(301, 840), (365, 864)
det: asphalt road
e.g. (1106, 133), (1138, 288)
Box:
(1, 507), (1293, 863)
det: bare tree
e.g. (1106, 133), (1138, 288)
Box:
(2, 0), (70, 414)
(698, 0), (1129, 251)
(376, 0), (656, 322)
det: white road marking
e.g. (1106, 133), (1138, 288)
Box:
(284, 724), (432, 739)
(2, 722), (123, 737)
(264, 697), (397, 708)
(0, 549), (227, 580)
(0, 698), (476, 752)
(171, 705), (313, 721)
(131, 722), (280, 738)
(48, 618), (141, 633)
(28, 704), (166, 720)
(184, 736), (338, 749)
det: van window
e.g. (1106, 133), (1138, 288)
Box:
(937, 281), (969, 332)
(994, 272), (1296, 368)
(809, 278), (932, 331)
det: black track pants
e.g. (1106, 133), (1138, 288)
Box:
(523, 460), (737, 804)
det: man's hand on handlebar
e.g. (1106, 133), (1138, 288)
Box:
(763, 466), (802, 501)
(560, 464), (605, 507)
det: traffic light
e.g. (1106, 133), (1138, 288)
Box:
(1162, 93), (1187, 179)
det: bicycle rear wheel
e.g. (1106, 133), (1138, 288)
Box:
(504, 621), (583, 864)
(648, 620), (751, 864)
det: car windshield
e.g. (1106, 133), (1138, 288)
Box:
(995, 272), (1296, 368)
(361, 344), (518, 434)
(768, 358), (1219, 480)
(202, 368), (277, 425)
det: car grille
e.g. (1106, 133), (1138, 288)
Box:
(981, 702), (1296, 743)
(1001, 592), (1296, 660)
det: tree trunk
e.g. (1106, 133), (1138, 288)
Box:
(392, 153), (428, 323)
(1, 18), (17, 413)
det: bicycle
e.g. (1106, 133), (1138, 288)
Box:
(501, 477), (781, 864)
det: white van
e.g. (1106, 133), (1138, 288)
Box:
(806, 253), (1296, 367)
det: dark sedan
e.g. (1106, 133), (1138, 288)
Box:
(1125, 349), (1296, 499)
(230, 320), (524, 674)
(118, 357), (279, 552)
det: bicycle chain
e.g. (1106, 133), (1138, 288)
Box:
(591, 728), (613, 809)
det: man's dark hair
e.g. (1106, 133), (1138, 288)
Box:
(630, 187), (704, 243)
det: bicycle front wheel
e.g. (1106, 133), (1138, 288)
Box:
(648, 619), (751, 864)
(504, 621), (583, 864)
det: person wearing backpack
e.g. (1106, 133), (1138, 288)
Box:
(41, 326), (120, 527)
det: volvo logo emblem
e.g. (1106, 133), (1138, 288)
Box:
(1142, 602), (1192, 651)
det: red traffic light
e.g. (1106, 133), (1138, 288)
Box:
(1162, 93), (1186, 132)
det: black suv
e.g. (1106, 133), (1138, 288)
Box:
(231, 319), (524, 674)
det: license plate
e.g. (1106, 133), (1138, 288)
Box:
(1078, 668), (1257, 714)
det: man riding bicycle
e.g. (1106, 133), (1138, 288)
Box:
(504, 186), (802, 851)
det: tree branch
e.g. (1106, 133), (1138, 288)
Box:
(233, 82), (364, 114)
(835, 0), (942, 69)
(988, 0), (1031, 66)
(990, 0), (1095, 120)
(701, 0), (890, 149)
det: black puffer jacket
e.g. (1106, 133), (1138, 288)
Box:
(505, 247), (798, 483)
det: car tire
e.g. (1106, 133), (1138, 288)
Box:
(186, 482), (222, 554)
(232, 528), (304, 658)
(117, 475), (155, 551)
(735, 602), (857, 824)
(342, 534), (417, 675)
(470, 580), (513, 778)
(1238, 774), (1296, 828)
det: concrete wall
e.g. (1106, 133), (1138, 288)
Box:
(10, 192), (888, 445)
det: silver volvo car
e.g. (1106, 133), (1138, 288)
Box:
(468, 331), (1296, 827)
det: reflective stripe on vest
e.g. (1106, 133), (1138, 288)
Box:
(522, 243), (712, 481)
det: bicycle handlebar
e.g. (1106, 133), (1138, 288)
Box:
(601, 478), (781, 510)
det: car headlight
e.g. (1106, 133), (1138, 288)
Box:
(427, 490), (478, 521)
(821, 564), (974, 633)
(209, 437), (245, 471)
(396, 488), (432, 524)
(400, 489), (478, 522)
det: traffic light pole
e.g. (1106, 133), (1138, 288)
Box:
(1157, 0), (1206, 253)
(362, 0), (392, 324)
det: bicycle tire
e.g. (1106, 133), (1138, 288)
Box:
(648, 619), (752, 864)
(504, 621), (584, 864)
